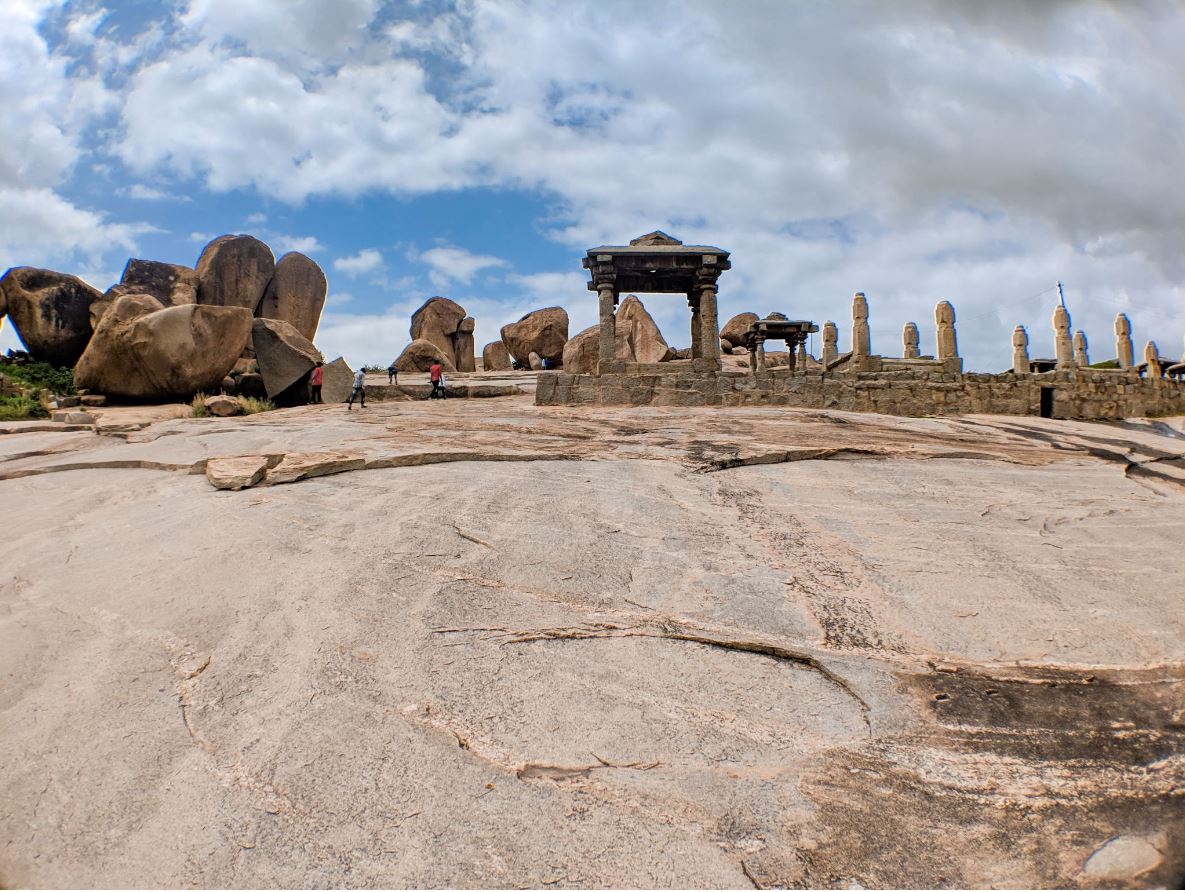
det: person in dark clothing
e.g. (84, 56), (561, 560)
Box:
(387, 363), (398, 385)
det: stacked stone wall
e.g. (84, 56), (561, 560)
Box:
(535, 367), (1185, 420)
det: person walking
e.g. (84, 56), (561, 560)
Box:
(309, 361), (324, 404)
(429, 360), (446, 399)
(346, 366), (366, 410)
(387, 363), (398, 385)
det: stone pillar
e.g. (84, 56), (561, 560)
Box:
(597, 284), (616, 373)
(1115, 313), (1134, 369)
(851, 292), (870, 358)
(822, 321), (838, 366)
(1073, 330), (1089, 367)
(1012, 325), (1029, 375)
(795, 334), (808, 369)
(748, 340), (758, 373)
(689, 294), (702, 359)
(903, 322), (920, 359)
(935, 301), (958, 362)
(1145, 341), (1161, 378)
(699, 284), (721, 367)
(755, 335), (767, 372)
(1053, 304), (1073, 369)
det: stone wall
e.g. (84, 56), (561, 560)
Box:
(535, 366), (1185, 420)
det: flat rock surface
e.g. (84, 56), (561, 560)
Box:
(2, 396), (1184, 888)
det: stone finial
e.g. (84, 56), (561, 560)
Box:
(851, 292), (870, 357)
(1115, 313), (1134, 369)
(935, 300), (958, 361)
(1073, 330), (1089, 367)
(1145, 340), (1161, 378)
(903, 322), (920, 359)
(822, 320), (838, 366)
(1053, 304), (1073, 369)
(1012, 325), (1030, 374)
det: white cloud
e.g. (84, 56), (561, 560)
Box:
(7, 0), (1184, 368)
(417, 245), (508, 288)
(0, 0), (148, 269)
(244, 212), (267, 225)
(271, 234), (323, 254)
(333, 248), (383, 277)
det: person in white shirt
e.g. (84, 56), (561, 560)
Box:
(347, 367), (366, 410)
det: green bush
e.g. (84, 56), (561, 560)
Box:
(0, 393), (47, 420)
(0, 359), (76, 395)
(190, 393), (210, 417)
(236, 396), (275, 415)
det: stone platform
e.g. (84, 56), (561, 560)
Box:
(536, 365), (1185, 420)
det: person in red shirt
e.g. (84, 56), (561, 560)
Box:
(308, 361), (324, 404)
(429, 360), (446, 399)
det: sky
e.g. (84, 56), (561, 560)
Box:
(1, 0), (1183, 371)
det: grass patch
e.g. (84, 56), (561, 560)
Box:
(0, 359), (76, 395)
(236, 396), (275, 415)
(190, 393), (210, 417)
(0, 393), (47, 421)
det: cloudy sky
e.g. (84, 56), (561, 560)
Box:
(2, 0), (1183, 370)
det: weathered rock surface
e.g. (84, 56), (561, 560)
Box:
(0, 267), (101, 366)
(454, 316), (476, 373)
(394, 338), (457, 374)
(235, 372), (267, 400)
(203, 395), (240, 417)
(93, 260), (199, 328)
(561, 323), (633, 374)
(720, 311), (759, 347)
(617, 295), (675, 363)
(482, 340), (512, 372)
(74, 296), (253, 398)
(206, 454), (269, 490)
(252, 318), (322, 402)
(3, 402), (1185, 888)
(320, 357), (354, 403)
(410, 297), (467, 366)
(195, 235), (275, 311)
(501, 306), (568, 364)
(256, 252), (327, 342)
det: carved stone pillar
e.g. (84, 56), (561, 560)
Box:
(1053, 304), (1073, 369)
(689, 293), (702, 359)
(822, 321), (838, 366)
(795, 334), (808, 370)
(935, 301), (958, 362)
(1012, 325), (1029, 375)
(903, 322), (920, 359)
(852, 292), (870, 358)
(597, 283), (616, 373)
(1145, 341), (1162, 378)
(1073, 330), (1089, 367)
(1115, 313), (1134, 369)
(699, 283), (721, 367)
(755, 335), (766, 372)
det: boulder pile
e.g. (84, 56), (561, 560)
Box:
(409, 297), (476, 372)
(1, 234), (329, 402)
